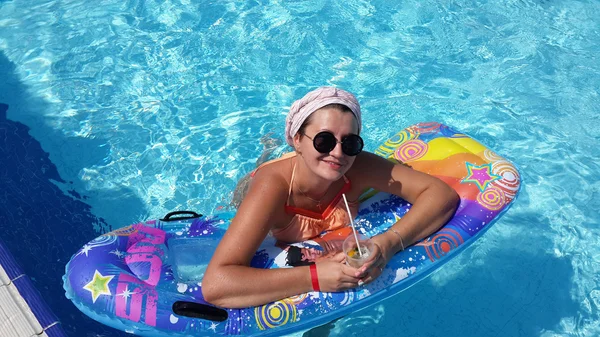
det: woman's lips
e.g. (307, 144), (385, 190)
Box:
(323, 160), (343, 169)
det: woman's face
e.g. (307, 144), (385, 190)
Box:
(294, 107), (360, 181)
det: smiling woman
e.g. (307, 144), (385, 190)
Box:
(201, 87), (460, 308)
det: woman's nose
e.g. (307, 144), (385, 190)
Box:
(329, 141), (344, 157)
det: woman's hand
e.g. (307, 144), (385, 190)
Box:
(314, 253), (362, 292)
(353, 234), (396, 285)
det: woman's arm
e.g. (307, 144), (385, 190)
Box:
(202, 168), (361, 308)
(351, 152), (460, 271)
(202, 170), (309, 307)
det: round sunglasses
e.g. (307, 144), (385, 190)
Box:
(301, 131), (364, 156)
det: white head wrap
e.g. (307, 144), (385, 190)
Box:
(284, 87), (362, 146)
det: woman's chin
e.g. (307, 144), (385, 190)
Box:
(317, 163), (345, 180)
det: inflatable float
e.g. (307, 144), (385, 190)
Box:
(63, 122), (521, 336)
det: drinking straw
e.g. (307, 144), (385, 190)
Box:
(342, 193), (363, 257)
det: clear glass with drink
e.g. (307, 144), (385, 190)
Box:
(343, 233), (375, 268)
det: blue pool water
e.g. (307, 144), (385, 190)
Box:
(1, 0), (599, 336)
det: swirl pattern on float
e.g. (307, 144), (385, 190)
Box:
(483, 149), (503, 162)
(286, 293), (308, 306)
(394, 140), (428, 162)
(490, 160), (520, 199)
(477, 187), (505, 211)
(89, 233), (118, 247)
(423, 228), (464, 262)
(255, 300), (297, 330)
(384, 130), (413, 147)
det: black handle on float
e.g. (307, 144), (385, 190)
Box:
(160, 211), (203, 222)
(172, 301), (228, 322)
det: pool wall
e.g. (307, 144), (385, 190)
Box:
(0, 58), (131, 337)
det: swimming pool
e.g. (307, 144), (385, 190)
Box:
(1, 0), (599, 336)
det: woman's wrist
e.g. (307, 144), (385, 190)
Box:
(309, 264), (320, 291)
(382, 227), (406, 254)
(388, 228), (405, 250)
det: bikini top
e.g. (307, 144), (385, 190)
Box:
(251, 153), (359, 243)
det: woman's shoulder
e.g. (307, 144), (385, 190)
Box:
(347, 151), (389, 174)
(346, 151), (397, 188)
(236, 156), (292, 226)
(249, 154), (293, 194)
(231, 153), (294, 208)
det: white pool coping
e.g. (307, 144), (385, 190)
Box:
(0, 248), (67, 337)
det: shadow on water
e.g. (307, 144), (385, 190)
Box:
(306, 206), (577, 336)
(0, 52), (138, 336)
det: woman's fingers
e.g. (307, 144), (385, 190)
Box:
(316, 261), (363, 292)
(316, 255), (389, 292)
(358, 259), (388, 285)
(356, 246), (382, 276)
(340, 264), (362, 280)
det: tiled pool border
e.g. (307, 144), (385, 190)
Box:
(0, 238), (67, 337)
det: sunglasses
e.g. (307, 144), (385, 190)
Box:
(302, 131), (364, 156)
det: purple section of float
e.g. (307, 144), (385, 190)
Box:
(457, 200), (502, 221)
(0, 238), (68, 336)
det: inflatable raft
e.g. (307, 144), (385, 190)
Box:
(63, 122), (521, 336)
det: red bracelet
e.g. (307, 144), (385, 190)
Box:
(309, 264), (320, 292)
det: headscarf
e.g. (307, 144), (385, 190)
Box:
(285, 87), (362, 146)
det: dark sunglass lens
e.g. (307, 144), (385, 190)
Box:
(342, 135), (363, 156)
(313, 132), (337, 153)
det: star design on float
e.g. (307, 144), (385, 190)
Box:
(208, 322), (218, 332)
(109, 249), (125, 258)
(77, 244), (93, 257)
(117, 285), (137, 299)
(462, 162), (501, 192)
(83, 270), (114, 303)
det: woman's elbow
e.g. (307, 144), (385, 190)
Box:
(201, 272), (228, 307)
(429, 179), (459, 213)
(440, 181), (460, 214)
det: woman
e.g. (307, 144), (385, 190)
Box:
(202, 87), (459, 308)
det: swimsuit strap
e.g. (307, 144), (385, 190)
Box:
(250, 152), (297, 177)
(283, 178), (352, 219)
(286, 161), (349, 207)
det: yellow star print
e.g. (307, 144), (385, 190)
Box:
(83, 270), (114, 303)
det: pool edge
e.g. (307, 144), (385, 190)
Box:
(0, 237), (68, 337)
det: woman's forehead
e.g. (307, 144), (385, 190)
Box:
(306, 108), (359, 133)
